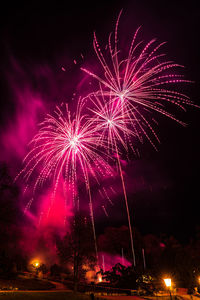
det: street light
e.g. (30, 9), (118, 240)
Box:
(31, 260), (41, 277)
(164, 278), (172, 300)
(164, 278), (171, 288)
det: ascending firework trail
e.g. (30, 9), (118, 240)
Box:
(86, 92), (136, 265)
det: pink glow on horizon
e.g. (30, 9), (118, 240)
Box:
(98, 252), (131, 272)
(19, 183), (74, 265)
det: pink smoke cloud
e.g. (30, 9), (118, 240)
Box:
(1, 88), (45, 161)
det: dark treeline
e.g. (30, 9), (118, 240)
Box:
(97, 225), (200, 291)
(0, 163), (26, 278)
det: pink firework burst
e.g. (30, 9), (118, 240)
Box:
(19, 100), (112, 197)
(81, 11), (196, 150)
(86, 91), (135, 154)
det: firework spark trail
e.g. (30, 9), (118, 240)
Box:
(88, 177), (98, 262)
(85, 92), (136, 265)
(17, 99), (113, 261)
(114, 138), (136, 266)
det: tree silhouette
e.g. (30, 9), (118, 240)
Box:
(56, 213), (96, 292)
(0, 163), (22, 278)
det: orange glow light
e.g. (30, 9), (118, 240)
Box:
(32, 260), (40, 268)
(164, 278), (171, 288)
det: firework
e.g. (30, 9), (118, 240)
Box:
(81, 11), (195, 149)
(86, 91), (135, 153)
(19, 100), (111, 194)
(17, 99), (113, 260)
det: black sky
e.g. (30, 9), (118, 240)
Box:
(0, 0), (200, 242)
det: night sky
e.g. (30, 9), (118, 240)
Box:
(0, 0), (200, 243)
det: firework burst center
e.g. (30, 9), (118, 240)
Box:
(69, 135), (80, 153)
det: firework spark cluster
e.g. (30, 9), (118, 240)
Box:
(18, 12), (195, 264)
